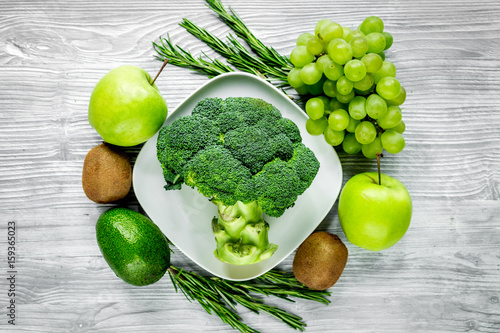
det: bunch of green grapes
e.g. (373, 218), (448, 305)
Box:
(288, 16), (406, 158)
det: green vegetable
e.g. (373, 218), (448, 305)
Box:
(95, 207), (171, 286)
(157, 97), (320, 265)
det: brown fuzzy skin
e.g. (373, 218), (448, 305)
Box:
(82, 143), (132, 204)
(292, 231), (348, 290)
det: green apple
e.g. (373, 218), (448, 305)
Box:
(338, 172), (412, 251)
(88, 65), (168, 146)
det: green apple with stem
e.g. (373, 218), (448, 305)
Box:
(338, 154), (412, 251)
(88, 60), (169, 146)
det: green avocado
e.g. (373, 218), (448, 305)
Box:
(96, 207), (170, 286)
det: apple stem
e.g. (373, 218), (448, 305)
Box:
(376, 152), (383, 185)
(151, 58), (169, 86)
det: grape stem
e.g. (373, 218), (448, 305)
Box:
(151, 58), (170, 85)
(376, 153), (383, 185)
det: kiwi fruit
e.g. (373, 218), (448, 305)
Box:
(292, 231), (348, 290)
(82, 143), (132, 204)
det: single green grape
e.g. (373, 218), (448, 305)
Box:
(294, 84), (309, 95)
(306, 76), (327, 95)
(348, 95), (367, 120)
(373, 60), (396, 83)
(359, 16), (384, 35)
(328, 109), (350, 131)
(317, 96), (332, 114)
(320, 21), (344, 43)
(295, 84), (309, 95)
(336, 89), (355, 103)
(353, 73), (374, 91)
(342, 132), (362, 154)
(355, 121), (377, 144)
(345, 116), (361, 133)
(323, 79), (337, 97)
(344, 59), (367, 82)
(296, 32), (315, 46)
(327, 39), (353, 65)
(305, 97), (325, 120)
(378, 51), (386, 61)
(287, 68), (304, 88)
(345, 30), (365, 42)
(306, 37), (325, 55)
(361, 53), (383, 73)
(366, 93), (388, 119)
(382, 31), (393, 50)
(377, 105), (402, 129)
(381, 130), (405, 154)
(329, 98), (346, 111)
(324, 60), (344, 81)
(306, 116), (328, 135)
(386, 86), (406, 106)
(365, 32), (386, 54)
(376, 76), (401, 100)
(342, 26), (352, 40)
(316, 54), (332, 72)
(387, 120), (406, 134)
(323, 127), (345, 146)
(361, 136), (383, 158)
(300, 62), (323, 85)
(349, 36), (369, 58)
(290, 46), (314, 68)
(336, 75), (354, 95)
(315, 19), (334, 36)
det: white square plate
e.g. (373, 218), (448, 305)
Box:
(133, 72), (342, 280)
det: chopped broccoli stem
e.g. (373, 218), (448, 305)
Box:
(212, 200), (278, 265)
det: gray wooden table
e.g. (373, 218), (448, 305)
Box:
(1, 0), (499, 332)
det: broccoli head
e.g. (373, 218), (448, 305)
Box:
(157, 97), (320, 265)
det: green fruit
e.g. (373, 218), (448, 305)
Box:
(338, 172), (412, 251)
(88, 65), (168, 147)
(96, 207), (170, 286)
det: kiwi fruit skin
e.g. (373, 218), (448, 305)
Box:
(292, 231), (348, 290)
(82, 143), (132, 203)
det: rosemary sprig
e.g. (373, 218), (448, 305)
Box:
(153, 34), (234, 78)
(205, 0), (292, 70)
(178, 17), (289, 83)
(153, 0), (294, 85)
(179, 18), (281, 81)
(168, 265), (330, 333)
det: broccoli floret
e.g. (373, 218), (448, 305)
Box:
(156, 97), (320, 265)
(253, 159), (301, 218)
(224, 126), (294, 174)
(156, 115), (221, 189)
(221, 97), (282, 125)
(184, 145), (253, 205)
(191, 97), (223, 120)
(289, 142), (321, 193)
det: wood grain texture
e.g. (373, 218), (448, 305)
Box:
(1, 0), (499, 332)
